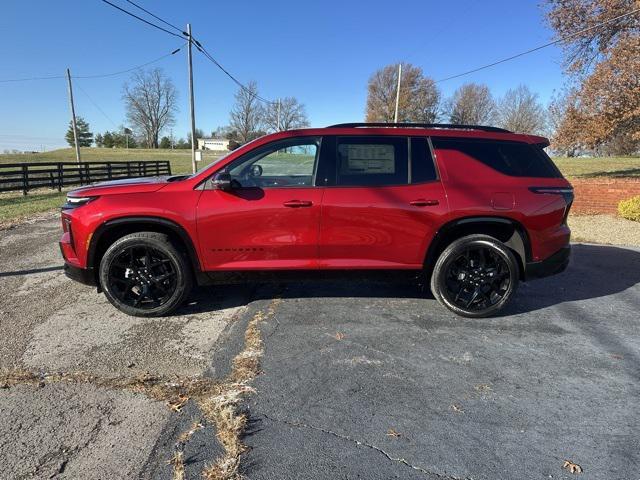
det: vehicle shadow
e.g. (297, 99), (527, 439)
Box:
(179, 244), (640, 316)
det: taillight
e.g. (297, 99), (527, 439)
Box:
(62, 216), (74, 248)
(529, 186), (574, 224)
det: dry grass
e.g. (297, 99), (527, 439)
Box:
(0, 369), (221, 410)
(201, 300), (280, 480)
(0, 298), (281, 480)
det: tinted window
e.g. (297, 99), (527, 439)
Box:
(335, 136), (408, 186)
(410, 137), (437, 183)
(432, 138), (561, 178)
(227, 137), (320, 188)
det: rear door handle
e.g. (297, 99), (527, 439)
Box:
(283, 200), (313, 208)
(410, 199), (439, 207)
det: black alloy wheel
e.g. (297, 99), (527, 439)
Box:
(99, 232), (192, 317)
(430, 234), (519, 317)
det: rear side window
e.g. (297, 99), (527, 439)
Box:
(335, 136), (408, 186)
(432, 138), (561, 178)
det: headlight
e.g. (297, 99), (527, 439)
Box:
(63, 196), (97, 209)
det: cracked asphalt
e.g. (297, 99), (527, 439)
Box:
(1, 215), (640, 479)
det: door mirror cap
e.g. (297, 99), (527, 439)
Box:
(211, 172), (233, 191)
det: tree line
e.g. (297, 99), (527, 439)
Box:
(67, 70), (309, 151)
(366, 64), (548, 138)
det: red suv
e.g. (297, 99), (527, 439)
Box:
(59, 123), (572, 318)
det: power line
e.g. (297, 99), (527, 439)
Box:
(99, 0), (185, 38)
(0, 74), (65, 83)
(75, 82), (119, 127)
(123, 0), (185, 35)
(0, 45), (183, 84)
(96, 0), (276, 104)
(194, 42), (275, 104)
(75, 45), (184, 79)
(436, 7), (640, 83)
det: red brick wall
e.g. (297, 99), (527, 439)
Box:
(570, 178), (640, 214)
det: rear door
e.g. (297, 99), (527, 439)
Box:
(318, 135), (449, 269)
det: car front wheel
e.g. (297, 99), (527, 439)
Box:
(99, 232), (192, 317)
(430, 234), (519, 318)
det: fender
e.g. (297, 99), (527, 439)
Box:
(87, 216), (202, 273)
(424, 216), (531, 272)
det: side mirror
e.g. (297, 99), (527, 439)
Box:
(211, 172), (232, 191)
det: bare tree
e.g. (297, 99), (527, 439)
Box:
(497, 85), (547, 134)
(264, 97), (310, 132)
(446, 83), (496, 125)
(229, 81), (264, 143)
(122, 68), (177, 148)
(366, 63), (440, 123)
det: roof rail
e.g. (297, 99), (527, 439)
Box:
(326, 122), (512, 133)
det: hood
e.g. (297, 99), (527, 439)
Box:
(68, 175), (173, 197)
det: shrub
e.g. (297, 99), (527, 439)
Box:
(618, 195), (640, 222)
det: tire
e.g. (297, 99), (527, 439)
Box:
(430, 234), (519, 318)
(99, 232), (193, 317)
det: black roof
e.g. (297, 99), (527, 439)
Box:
(326, 122), (511, 133)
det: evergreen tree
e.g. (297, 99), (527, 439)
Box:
(65, 117), (93, 147)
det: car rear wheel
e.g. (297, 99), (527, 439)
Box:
(99, 232), (192, 317)
(430, 234), (519, 318)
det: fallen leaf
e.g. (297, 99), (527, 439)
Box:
(168, 394), (189, 412)
(332, 332), (345, 340)
(475, 384), (492, 392)
(562, 460), (583, 474)
(451, 404), (464, 413)
(386, 429), (401, 438)
(611, 354), (624, 360)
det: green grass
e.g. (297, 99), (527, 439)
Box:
(0, 147), (224, 174)
(552, 156), (640, 179)
(0, 190), (67, 224)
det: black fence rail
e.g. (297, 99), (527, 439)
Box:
(0, 161), (171, 195)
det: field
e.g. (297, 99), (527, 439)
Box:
(1, 148), (639, 225)
(0, 147), (224, 174)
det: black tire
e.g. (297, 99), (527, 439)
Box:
(430, 234), (519, 318)
(99, 232), (192, 317)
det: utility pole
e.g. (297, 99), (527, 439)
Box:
(277, 99), (281, 131)
(66, 68), (81, 164)
(186, 23), (197, 174)
(393, 63), (402, 123)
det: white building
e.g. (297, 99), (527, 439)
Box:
(197, 138), (230, 152)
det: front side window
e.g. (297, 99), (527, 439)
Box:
(227, 137), (320, 188)
(335, 136), (408, 186)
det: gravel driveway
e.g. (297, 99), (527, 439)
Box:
(1, 216), (639, 479)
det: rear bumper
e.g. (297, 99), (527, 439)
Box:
(525, 245), (570, 280)
(63, 262), (96, 287)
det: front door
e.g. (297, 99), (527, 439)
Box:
(318, 135), (449, 269)
(196, 136), (324, 270)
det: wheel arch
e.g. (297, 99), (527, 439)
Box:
(424, 216), (531, 279)
(88, 216), (202, 280)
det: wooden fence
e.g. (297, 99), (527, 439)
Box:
(0, 161), (171, 195)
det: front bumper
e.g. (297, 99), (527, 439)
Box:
(63, 262), (96, 287)
(525, 245), (570, 280)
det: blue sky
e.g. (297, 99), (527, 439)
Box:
(0, 0), (567, 151)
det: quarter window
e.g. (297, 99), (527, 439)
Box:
(410, 137), (437, 183)
(335, 136), (408, 186)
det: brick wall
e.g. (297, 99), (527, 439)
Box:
(570, 178), (640, 214)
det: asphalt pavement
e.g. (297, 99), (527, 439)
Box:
(1, 215), (639, 479)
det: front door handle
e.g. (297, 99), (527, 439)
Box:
(410, 199), (439, 207)
(283, 200), (313, 208)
